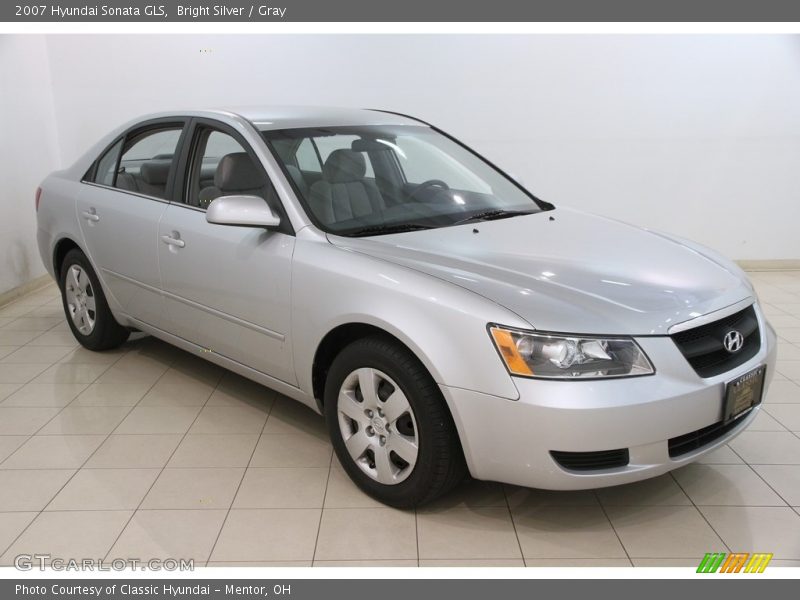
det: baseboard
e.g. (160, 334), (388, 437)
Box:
(0, 274), (55, 308)
(737, 259), (800, 272)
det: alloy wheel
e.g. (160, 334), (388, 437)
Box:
(64, 264), (96, 335)
(337, 367), (419, 485)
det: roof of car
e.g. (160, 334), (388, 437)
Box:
(213, 106), (427, 130)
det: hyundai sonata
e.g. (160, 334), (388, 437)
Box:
(35, 107), (777, 506)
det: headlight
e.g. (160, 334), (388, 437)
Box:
(488, 325), (654, 379)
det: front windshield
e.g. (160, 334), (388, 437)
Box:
(262, 125), (547, 236)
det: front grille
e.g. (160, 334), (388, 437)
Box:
(668, 410), (750, 458)
(671, 305), (760, 378)
(550, 448), (629, 471)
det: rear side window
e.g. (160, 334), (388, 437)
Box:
(114, 127), (183, 200)
(296, 139), (322, 173)
(91, 139), (123, 186)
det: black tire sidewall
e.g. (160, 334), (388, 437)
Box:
(324, 337), (458, 507)
(59, 249), (126, 350)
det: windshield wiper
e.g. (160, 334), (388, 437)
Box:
(345, 223), (435, 237)
(453, 209), (534, 226)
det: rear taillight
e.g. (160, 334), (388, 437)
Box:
(35, 187), (42, 212)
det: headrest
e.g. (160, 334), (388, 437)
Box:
(139, 160), (171, 185)
(215, 152), (265, 192)
(323, 149), (366, 183)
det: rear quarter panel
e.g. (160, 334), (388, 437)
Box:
(36, 172), (82, 280)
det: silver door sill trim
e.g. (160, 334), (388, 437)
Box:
(102, 268), (285, 341)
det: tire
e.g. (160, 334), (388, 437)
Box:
(59, 249), (129, 351)
(324, 336), (466, 507)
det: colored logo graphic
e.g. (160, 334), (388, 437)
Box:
(697, 552), (773, 573)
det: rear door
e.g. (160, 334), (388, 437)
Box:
(156, 118), (297, 385)
(77, 120), (188, 327)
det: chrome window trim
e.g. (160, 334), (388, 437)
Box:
(79, 180), (171, 205)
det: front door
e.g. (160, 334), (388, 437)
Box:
(157, 123), (296, 385)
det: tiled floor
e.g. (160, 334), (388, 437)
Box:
(1, 271), (800, 568)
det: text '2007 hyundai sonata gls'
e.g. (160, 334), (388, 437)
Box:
(36, 107), (777, 506)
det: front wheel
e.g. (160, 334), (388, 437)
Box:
(59, 249), (130, 351)
(324, 336), (465, 507)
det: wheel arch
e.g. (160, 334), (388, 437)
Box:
(311, 321), (445, 412)
(52, 237), (84, 284)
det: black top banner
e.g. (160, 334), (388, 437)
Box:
(4, 0), (800, 22)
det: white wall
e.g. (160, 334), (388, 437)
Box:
(2, 34), (799, 294)
(0, 36), (60, 294)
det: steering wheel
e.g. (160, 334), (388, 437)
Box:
(408, 179), (450, 201)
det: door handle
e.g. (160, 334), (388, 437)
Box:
(160, 234), (185, 248)
(81, 209), (100, 222)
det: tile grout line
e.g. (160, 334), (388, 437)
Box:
(204, 389), (278, 566)
(101, 356), (224, 564)
(668, 470), (732, 554)
(726, 443), (797, 510)
(593, 489), (634, 567)
(0, 337), (139, 560)
(309, 442), (336, 567)
(501, 484), (527, 566)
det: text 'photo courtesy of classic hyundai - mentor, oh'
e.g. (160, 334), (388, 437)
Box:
(35, 107), (777, 507)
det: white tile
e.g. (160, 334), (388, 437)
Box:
(0, 346), (73, 364)
(672, 464), (786, 506)
(233, 467), (329, 509)
(141, 468), (245, 510)
(109, 509), (227, 563)
(168, 434), (259, 468)
(606, 505), (726, 558)
(211, 509), (321, 562)
(46, 468), (160, 510)
(71, 383), (151, 407)
(0, 407), (62, 435)
(115, 406), (202, 434)
(0, 510), (131, 565)
(1, 383), (88, 408)
(512, 505), (626, 559)
(418, 507), (520, 560)
(701, 506), (800, 559)
(0, 363), (49, 384)
(315, 508), (416, 561)
(2, 435), (106, 469)
(86, 434), (182, 469)
(0, 470), (76, 511)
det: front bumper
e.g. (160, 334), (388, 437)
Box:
(442, 304), (778, 490)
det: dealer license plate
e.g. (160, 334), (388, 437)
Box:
(723, 365), (766, 423)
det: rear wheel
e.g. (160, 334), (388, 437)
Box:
(324, 336), (465, 507)
(60, 249), (129, 351)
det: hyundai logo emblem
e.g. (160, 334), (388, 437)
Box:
(723, 330), (745, 354)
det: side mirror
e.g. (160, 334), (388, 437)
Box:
(205, 195), (281, 228)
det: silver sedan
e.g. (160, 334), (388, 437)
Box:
(35, 107), (777, 506)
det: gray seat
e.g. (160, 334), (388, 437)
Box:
(308, 149), (384, 225)
(199, 152), (265, 208)
(115, 159), (171, 199)
(138, 160), (171, 197)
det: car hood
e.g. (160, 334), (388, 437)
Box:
(327, 207), (754, 335)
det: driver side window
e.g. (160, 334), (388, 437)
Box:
(185, 127), (276, 210)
